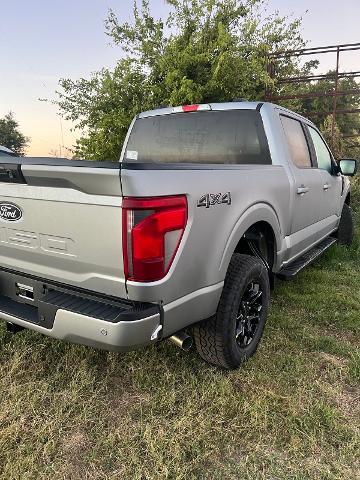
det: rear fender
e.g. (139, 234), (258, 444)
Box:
(219, 203), (282, 277)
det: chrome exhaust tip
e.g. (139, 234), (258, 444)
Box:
(169, 331), (193, 351)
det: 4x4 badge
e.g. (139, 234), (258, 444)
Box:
(197, 192), (231, 208)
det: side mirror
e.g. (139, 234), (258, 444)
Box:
(339, 159), (358, 177)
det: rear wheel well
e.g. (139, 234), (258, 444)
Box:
(345, 193), (351, 205)
(234, 222), (276, 285)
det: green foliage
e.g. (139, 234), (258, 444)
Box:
(321, 115), (344, 159)
(0, 112), (29, 156)
(57, 0), (307, 160)
(303, 76), (360, 159)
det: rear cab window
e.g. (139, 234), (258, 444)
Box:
(124, 110), (271, 165)
(280, 115), (313, 169)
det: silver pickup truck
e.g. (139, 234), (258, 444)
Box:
(0, 102), (357, 369)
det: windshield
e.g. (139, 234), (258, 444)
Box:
(124, 110), (271, 165)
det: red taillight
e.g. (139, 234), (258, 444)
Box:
(122, 195), (188, 282)
(182, 104), (199, 112)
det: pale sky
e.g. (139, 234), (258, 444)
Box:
(1, 0), (360, 157)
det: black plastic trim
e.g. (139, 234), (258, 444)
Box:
(121, 162), (281, 171)
(37, 289), (159, 328)
(277, 237), (336, 280)
(0, 295), (38, 323)
(158, 303), (165, 339)
(0, 265), (125, 303)
(256, 102), (264, 111)
(0, 266), (160, 329)
(0, 157), (119, 169)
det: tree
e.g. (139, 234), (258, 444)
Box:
(303, 76), (360, 159)
(321, 115), (344, 159)
(0, 112), (29, 156)
(57, 0), (308, 160)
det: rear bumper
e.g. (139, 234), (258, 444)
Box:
(0, 268), (223, 352)
(0, 307), (161, 352)
(0, 268), (162, 351)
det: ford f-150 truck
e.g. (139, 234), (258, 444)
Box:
(0, 102), (357, 369)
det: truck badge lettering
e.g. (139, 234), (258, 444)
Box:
(0, 202), (22, 222)
(197, 192), (232, 208)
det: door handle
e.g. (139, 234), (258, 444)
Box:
(323, 183), (331, 190)
(297, 186), (309, 195)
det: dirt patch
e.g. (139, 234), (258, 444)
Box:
(335, 385), (360, 418)
(318, 352), (347, 369)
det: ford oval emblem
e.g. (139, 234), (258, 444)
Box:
(0, 202), (23, 222)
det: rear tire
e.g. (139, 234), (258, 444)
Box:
(336, 203), (354, 246)
(193, 254), (270, 369)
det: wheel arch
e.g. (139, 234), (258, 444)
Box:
(234, 220), (276, 269)
(219, 203), (281, 278)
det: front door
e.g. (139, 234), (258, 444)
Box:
(307, 125), (343, 232)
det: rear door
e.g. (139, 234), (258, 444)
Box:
(280, 115), (324, 259)
(306, 125), (343, 229)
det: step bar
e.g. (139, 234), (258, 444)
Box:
(277, 237), (337, 281)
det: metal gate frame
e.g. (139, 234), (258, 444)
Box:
(265, 42), (360, 151)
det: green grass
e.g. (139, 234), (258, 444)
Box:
(0, 183), (359, 479)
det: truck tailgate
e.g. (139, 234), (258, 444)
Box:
(0, 158), (126, 298)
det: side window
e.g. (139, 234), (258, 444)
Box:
(280, 115), (312, 168)
(308, 126), (333, 173)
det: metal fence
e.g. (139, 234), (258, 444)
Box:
(265, 42), (360, 150)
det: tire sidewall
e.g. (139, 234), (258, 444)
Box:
(337, 203), (354, 246)
(220, 257), (270, 367)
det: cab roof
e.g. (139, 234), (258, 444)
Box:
(137, 101), (316, 128)
(138, 101), (262, 118)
